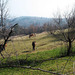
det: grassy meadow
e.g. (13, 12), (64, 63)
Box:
(1, 32), (63, 57)
(0, 32), (75, 75)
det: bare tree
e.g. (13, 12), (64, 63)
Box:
(0, 0), (9, 40)
(49, 8), (75, 56)
(0, 23), (18, 58)
(0, 0), (19, 58)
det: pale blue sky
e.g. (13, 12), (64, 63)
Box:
(8, 0), (75, 18)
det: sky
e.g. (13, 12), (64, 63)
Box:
(8, 0), (75, 18)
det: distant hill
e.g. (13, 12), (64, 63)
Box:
(10, 16), (52, 27)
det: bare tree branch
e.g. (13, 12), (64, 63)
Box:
(0, 23), (18, 58)
(0, 65), (64, 75)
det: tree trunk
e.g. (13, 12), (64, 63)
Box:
(67, 38), (72, 56)
(0, 53), (5, 59)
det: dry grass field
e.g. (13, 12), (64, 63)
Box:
(0, 32), (75, 75)
(0, 32), (64, 58)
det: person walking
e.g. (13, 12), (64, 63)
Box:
(32, 41), (36, 50)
